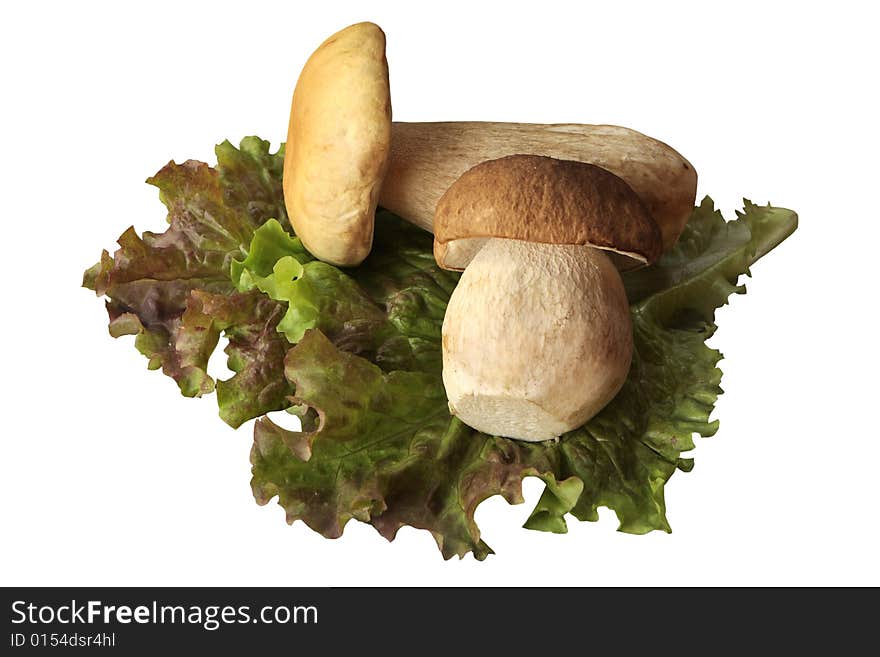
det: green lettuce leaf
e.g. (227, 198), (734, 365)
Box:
(84, 136), (796, 559)
(233, 214), (455, 374)
(250, 197), (797, 559)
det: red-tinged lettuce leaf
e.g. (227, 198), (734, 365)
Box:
(83, 137), (452, 428)
(83, 138), (294, 425)
(83, 134), (797, 559)
(179, 290), (294, 428)
(250, 197), (797, 559)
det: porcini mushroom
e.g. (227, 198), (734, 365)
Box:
(437, 155), (661, 441)
(283, 22), (391, 266)
(381, 122), (697, 252)
(281, 23), (695, 266)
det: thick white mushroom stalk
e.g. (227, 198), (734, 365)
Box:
(442, 238), (632, 441)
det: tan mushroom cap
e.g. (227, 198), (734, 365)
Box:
(283, 22), (392, 267)
(433, 155), (663, 271)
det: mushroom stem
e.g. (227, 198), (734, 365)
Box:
(442, 238), (632, 441)
(379, 122), (697, 251)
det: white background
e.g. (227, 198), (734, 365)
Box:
(2, 0), (877, 586)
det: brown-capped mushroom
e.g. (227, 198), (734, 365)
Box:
(281, 24), (695, 267)
(382, 122), (697, 252)
(437, 155), (661, 441)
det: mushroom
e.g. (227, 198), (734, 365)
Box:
(282, 22), (391, 267)
(436, 155), (662, 441)
(381, 122), (697, 252)
(281, 24), (695, 266)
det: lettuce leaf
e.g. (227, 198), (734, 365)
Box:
(249, 199), (796, 559)
(84, 137), (797, 559)
(83, 138), (293, 426)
